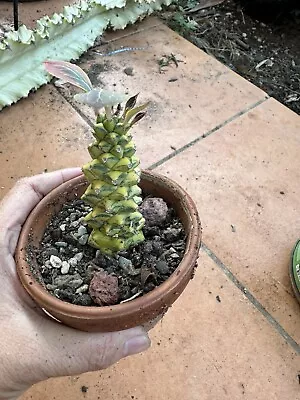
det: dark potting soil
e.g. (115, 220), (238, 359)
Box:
(162, 0), (300, 115)
(29, 197), (186, 307)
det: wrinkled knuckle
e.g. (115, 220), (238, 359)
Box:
(88, 335), (119, 370)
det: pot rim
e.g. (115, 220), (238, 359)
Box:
(16, 170), (201, 320)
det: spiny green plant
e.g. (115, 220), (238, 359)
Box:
(0, 0), (173, 110)
(44, 61), (148, 255)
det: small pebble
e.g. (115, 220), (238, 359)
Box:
(78, 225), (87, 236)
(59, 224), (66, 231)
(69, 252), (84, 266)
(118, 256), (133, 270)
(68, 278), (84, 289)
(162, 247), (176, 259)
(164, 228), (181, 242)
(96, 250), (101, 258)
(78, 234), (89, 245)
(55, 241), (68, 247)
(53, 288), (61, 298)
(49, 255), (62, 269)
(69, 258), (78, 267)
(94, 253), (108, 268)
(74, 294), (93, 306)
(123, 67), (134, 76)
(170, 253), (180, 259)
(46, 284), (56, 291)
(140, 197), (168, 227)
(51, 228), (61, 241)
(143, 242), (153, 254)
(155, 260), (169, 274)
(89, 270), (119, 306)
(61, 261), (70, 275)
(118, 256), (140, 276)
(75, 252), (84, 261)
(53, 274), (82, 288)
(69, 212), (78, 222)
(76, 284), (89, 294)
(85, 264), (96, 280)
(70, 220), (80, 228)
(70, 233), (79, 242)
(152, 241), (164, 255)
(172, 240), (185, 250)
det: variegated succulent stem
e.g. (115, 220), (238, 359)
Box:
(81, 97), (147, 255)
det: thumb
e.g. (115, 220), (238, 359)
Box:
(37, 319), (150, 379)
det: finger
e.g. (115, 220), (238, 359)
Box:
(26, 320), (151, 383)
(1, 309), (150, 396)
(47, 324), (150, 376)
(0, 168), (82, 229)
(0, 168), (82, 253)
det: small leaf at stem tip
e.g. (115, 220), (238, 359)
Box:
(74, 89), (129, 111)
(131, 112), (146, 125)
(125, 93), (139, 111)
(114, 103), (122, 116)
(124, 102), (150, 124)
(43, 60), (93, 92)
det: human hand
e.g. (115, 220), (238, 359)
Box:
(0, 168), (150, 400)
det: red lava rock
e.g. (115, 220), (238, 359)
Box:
(89, 269), (119, 306)
(140, 197), (168, 227)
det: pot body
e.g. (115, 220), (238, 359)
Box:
(16, 170), (201, 332)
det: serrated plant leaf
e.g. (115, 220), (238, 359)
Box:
(44, 60), (93, 92)
(94, 0), (126, 9)
(0, 0), (172, 110)
(6, 25), (34, 44)
(18, 25), (35, 44)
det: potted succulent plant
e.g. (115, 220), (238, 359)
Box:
(15, 61), (201, 332)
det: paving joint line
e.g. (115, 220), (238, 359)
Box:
(148, 96), (268, 170)
(53, 80), (268, 155)
(201, 242), (300, 354)
(51, 82), (299, 352)
(99, 21), (163, 46)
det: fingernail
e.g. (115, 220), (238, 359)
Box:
(123, 335), (151, 357)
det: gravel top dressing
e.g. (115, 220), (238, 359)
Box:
(29, 197), (186, 307)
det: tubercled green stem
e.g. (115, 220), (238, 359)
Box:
(81, 98), (147, 254)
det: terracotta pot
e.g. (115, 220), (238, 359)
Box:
(15, 170), (201, 332)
